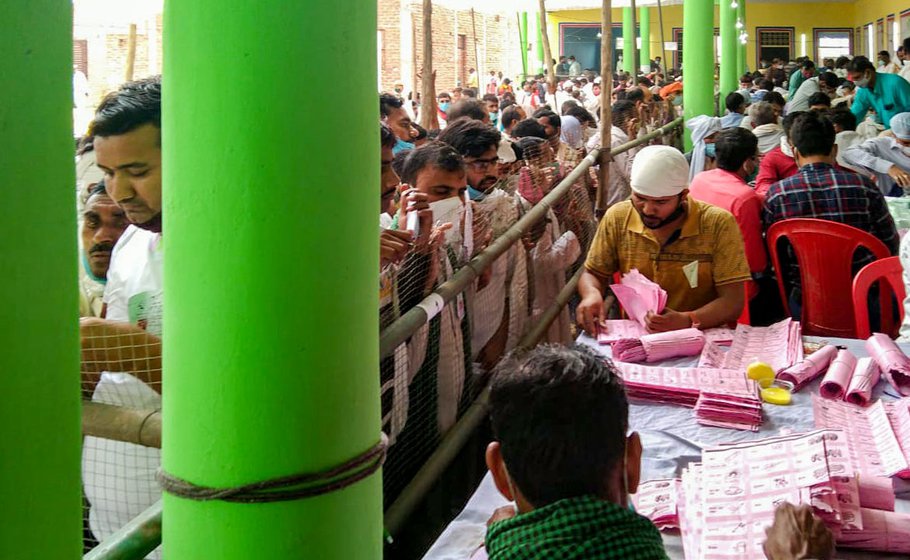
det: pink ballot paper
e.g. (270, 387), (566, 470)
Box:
(838, 508), (910, 554)
(866, 333), (910, 396)
(609, 269), (667, 326)
(595, 320), (647, 344)
(777, 344), (838, 391)
(845, 357), (881, 406)
(722, 318), (803, 372)
(633, 479), (681, 529)
(820, 349), (857, 400)
(613, 328), (706, 363)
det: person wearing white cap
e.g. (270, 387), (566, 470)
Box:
(685, 115), (723, 181)
(839, 112), (910, 196)
(577, 145), (751, 335)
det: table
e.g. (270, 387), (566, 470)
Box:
(422, 336), (910, 560)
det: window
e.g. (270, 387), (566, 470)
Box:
(814, 29), (852, 62)
(902, 10), (910, 48)
(867, 24), (874, 58)
(756, 28), (794, 68)
(877, 19), (885, 54)
(73, 39), (88, 77)
(673, 27), (719, 72)
(890, 14), (899, 52)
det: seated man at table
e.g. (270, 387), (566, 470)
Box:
(483, 345), (668, 560)
(577, 145), (752, 334)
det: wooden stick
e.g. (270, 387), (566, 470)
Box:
(419, 0), (438, 130)
(537, 0), (556, 94)
(596, 0), (613, 218)
(125, 23), (137, 82)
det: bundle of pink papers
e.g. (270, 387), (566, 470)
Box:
(614, 362), (762, 430)
(819, 349), (881, 406)
(632, 479), (681, 530)
(866, 333), (910, 397)
(777, 344), (838, 391)
(595, 319), (735, 346)
(721, 318), (803, 372)
(613, 328), (706, 363)
(609, 269), (667, 325)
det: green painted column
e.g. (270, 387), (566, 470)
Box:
(520, 12), (529, 79)
(536, 13), (545, 74)
(623, 7), (635, 75)
(162, 0), (382, 558)
(1, 2), (81, 559)
(640, 7), (651, 73)
(738, 1), (747, 73)
(719, 0), (738, 103)
(683, 0), (716, 148)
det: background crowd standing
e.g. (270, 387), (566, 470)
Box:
(71, 39), (910, 560)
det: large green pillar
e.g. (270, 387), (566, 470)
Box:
(720, 0), (738, 103)
(162, 1), (382, 558)
(640, 6), (651, 73)
(1, 2), (81, 559)
(683, 0), (716, 148)
(738, 1), (747, 73)
(622, 7), (635, 75)
(520, 12), (529, 79)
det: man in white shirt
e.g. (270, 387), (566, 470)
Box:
(901, 40), (910, 83)
(786, 72), (838, 113)
(79, 76), (164, 559)
(840, 112), (910, 196)
(878, 50), (901, 74)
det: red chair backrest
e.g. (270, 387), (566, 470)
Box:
(766, 218), (892, 338)
(852, 256), (906, 339)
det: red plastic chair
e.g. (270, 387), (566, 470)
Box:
(766, 219), (892, 338)
(852, 256), (906, 339)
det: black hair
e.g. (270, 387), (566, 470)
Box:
(879, 50), (891, 59)
(625, 87), (645, 104)
(715, 127), (759, 172)
(462, 88), (478, 98)
(801, 59), (816, 70)
(436, 117), (502, 158)
(782, 110), (805, 136)
(380, 123), (397, 149)
(846, 56), (875, 75)
(764, 91), (786, 108)
(830, 108), (857, 132)
(818, 72), (839, 89)
(740, 73), (754, 84)
(789, 111), (835, 157)
(413, 123), (428, 141)
(447, 99), (487, 122)
(437, 91), (452, 100)
(379, 92), (404, 118)
(566, 104), (595, 126)
(482, 93), (499, 104)
(611, 99), (636, 129)
(835, 56), (851, 69)
(391, 150), (409, 179)
(90, 75), (161, 139)
(511, 118), (548, 139)
(532, 108), (561, 129)
(559, 100), (579, 115)
(499, 99), (516, 111)
(399, 140), (465, 185)
(501, 106), (524, 130)
(489, 345), (629, 507)
(905, 38), (910, 56)
(807, 92), (831, 108)
(725, 92), (745, 113)
(88, 179), (108, 198)
(756, 78), (773, 91)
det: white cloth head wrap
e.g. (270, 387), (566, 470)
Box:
(891, 113), (910, 140)
(631, 145), (690, 197)
(685, 115), (723, 181)
(560, 115), (584, 149)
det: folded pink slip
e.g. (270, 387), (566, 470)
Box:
(845, 357), (882, 406)
(595, 319), (647, 344)
(777, 344), (838, 391)
(613, 328), (706, 363)
(820, 349), (858, 400)
(865, 333), (910, 397)
(609, 269), (668, 326)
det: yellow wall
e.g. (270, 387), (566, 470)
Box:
(853, 0), (908, 56)
(548, 1), (910, 73)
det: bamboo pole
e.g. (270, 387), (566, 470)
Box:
(657, 0), (668, 73)
(471, 9), (481, 85)
(84, 501), (162, 560)
(82, 401), (161, 448)
(2, 1), (81, 558)
(596, 0), (613, 218)
(537, 0), (556, 92)
(420, 0), (438, 130)
(125, 23), (137, 82)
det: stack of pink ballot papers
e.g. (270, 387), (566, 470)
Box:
(819, 349), (881, 406)
(866, 333), (910, 396)
(609, 269), (667, 325)
(614, 362), (762, 430)
(612, 328), (706, 363)
(638, 429), (910, 558)
(777, 344), (838, 391)
(720, 318), (803, 372)
(596, 320), (735, 346)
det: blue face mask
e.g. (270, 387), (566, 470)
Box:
(467, 185), (487, 201)
(672, 95), (683, 107)
(704, 143), (716, 158)
(392, 137), (415, 155)
(439, 101), (450, 112)
(489, 112), (499, 124)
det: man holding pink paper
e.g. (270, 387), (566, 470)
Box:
(577, 146), (752, 335)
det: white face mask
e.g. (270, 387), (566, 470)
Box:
(428, 196), (464, 247)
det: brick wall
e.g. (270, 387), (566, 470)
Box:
(378, 0), (521, 95)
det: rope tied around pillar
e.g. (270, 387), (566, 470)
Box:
(157, 434), (388, 503)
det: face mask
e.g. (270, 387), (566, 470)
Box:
(854, 73), (871, 89)
(704, 143), (716, 159)
(428, 196), (463, 246)
(392, 137), (415, 155)
(672, 95), (683, 106)
(489, 112), (499, 124)
(439, 101), (450, 112)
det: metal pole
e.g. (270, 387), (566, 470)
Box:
(2, 2), (81, 558)
(682, 0), (715, 149)
(83, 501), (162, 560)
(596, 0), (614, 217)
(720, 0), (738, 105)
(162, 0), (382, 557)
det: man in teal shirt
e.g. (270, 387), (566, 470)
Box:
(849, 56), (910, 130)
(788, 59), (816, 99)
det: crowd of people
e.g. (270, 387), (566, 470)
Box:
(69, 38), (910, 559)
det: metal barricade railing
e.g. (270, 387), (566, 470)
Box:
(80, 116), (683, 559)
